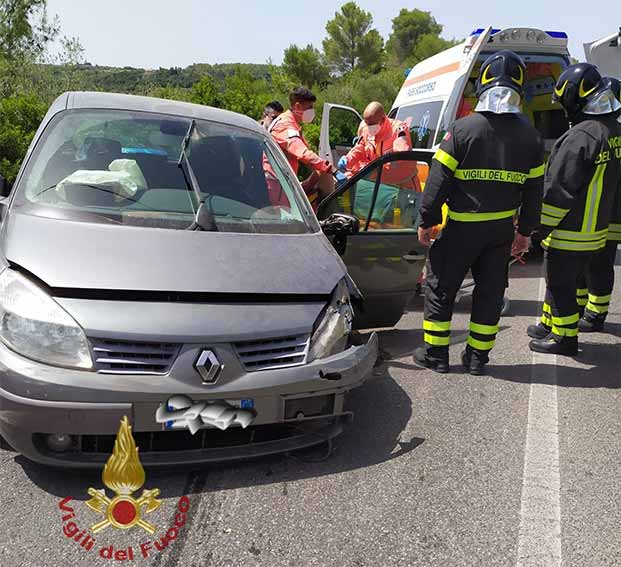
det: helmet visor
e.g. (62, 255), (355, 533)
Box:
(583, 88), (621, 115)
(475, 86), (522, 114)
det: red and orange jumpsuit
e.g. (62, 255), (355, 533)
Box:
(266, 110), (332, 209)
(345, 118), (419, 191)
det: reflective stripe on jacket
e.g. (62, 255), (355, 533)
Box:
(419, 112), (545, 235)
(540, 113), (621, 252)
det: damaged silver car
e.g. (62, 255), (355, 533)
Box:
(0, 92), (427, 467)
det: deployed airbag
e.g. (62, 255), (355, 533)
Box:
(56, 158), (147, 199)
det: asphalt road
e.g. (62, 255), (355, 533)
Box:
(1, 256), (619, 567)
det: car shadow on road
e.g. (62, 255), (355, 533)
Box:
(14, 362), (423, 499)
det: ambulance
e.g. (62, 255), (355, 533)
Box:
(314, 27), (620, 322)
(319, 26), (621, 163)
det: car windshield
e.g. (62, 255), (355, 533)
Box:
(13, 109), (315, 234)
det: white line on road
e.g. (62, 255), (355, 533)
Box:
(516, 277), (562, 567)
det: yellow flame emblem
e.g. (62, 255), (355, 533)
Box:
(511, 66), (524, 86)
(554, 80), (568, 98)
(579, 79), (597, 99)
(86, 416), (161, 533)
(481, 65), (496, 85)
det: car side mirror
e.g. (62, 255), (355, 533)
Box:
(320, 213), (360, 236)
(319, 213), (360, 256)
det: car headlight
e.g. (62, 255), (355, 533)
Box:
(0, 269), (93, 369)
(308, 279), (354, 361)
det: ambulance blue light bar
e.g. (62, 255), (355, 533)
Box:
(470, 28), (568, 39)
(545, 31), (568, 39)
(471, 28), (500, 35)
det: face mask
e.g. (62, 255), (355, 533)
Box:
(367, 123), (381, 136)
(301, 108), (315, 123)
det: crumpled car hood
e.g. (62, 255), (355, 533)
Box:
(2, 212), (345, 296)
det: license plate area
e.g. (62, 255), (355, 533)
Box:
(157, 397), (255, 435)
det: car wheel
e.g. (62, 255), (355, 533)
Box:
(0, 435), (14, 451)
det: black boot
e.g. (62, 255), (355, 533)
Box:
(527, 323), (552, 339)
(413, 347), (449, 374)
(529, 336), (578, 356)
(578, 312), (606, 333)
(461, 347), (487, 376)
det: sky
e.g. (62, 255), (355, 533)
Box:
(46, 0), (613, 69)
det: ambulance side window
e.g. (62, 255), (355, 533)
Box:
(395, 102), (443, 149)
(397, 101), (442, 148)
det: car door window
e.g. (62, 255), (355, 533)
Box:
(320, 165), (378, 228)
(366, 159), (424, 231)
(319, 153), (430, 232)
(328, 107), (362, 164)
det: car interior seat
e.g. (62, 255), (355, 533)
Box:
(64, 137), (124, 207)
(190, 136), (245, 203)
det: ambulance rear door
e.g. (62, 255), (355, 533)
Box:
(436, 26), (493, 142)
(584, 29), (621, 79)
(319, 103), (363, 166)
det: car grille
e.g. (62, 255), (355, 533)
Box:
(91, 339), (180, 374)
(76, 425), (299, 454)
(234, 334), (310, 371)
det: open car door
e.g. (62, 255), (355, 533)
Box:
(436, 26), (493, 144)
(318, 150), (433, 329)
(319, 103), (363, 166)
(584, 29), (621, 79)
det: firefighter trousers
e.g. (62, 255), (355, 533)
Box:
(423, 218), (514, 362)
(540, 249), (592, 339)
(575, 242), (618, 319)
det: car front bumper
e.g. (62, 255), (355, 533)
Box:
(0, 332), (378, 467)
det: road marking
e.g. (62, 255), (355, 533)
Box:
(516, 278), (562, 567)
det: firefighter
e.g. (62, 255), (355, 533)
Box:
(569, 78), (621, 331)
(337, 101), (413, 177)
(413, 50), (545, 375)
(528, 66), (621, 355)
(267, 87), (336, 208)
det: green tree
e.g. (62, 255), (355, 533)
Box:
(0, 93), (46, 182)
(191, 74), (221, 107)
(409, 33), (458, 66)
(220, 66), (270, 119)
(58, 35), (85, 65)
(386, 8), (442, 65)
(319, 67), (404, 116)
(149, 86), (194, 103)
(282, 44), (329, 89)
(322, 2), (384, 75)
(0, 0), (58, 61)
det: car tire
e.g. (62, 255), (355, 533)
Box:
(0, 435), (14, 451)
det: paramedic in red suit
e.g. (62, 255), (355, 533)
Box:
(266, 87), (335, 209)
(338, 102), (415, 180)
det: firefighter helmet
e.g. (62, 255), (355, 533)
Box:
(604, 77), (620, 102)
(552, 63), (606, 119)
(475, 50), (526, 98)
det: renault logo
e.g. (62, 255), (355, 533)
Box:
(194, 350), (222, 384)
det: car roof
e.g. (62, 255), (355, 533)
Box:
(55, 91), (265, 133)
